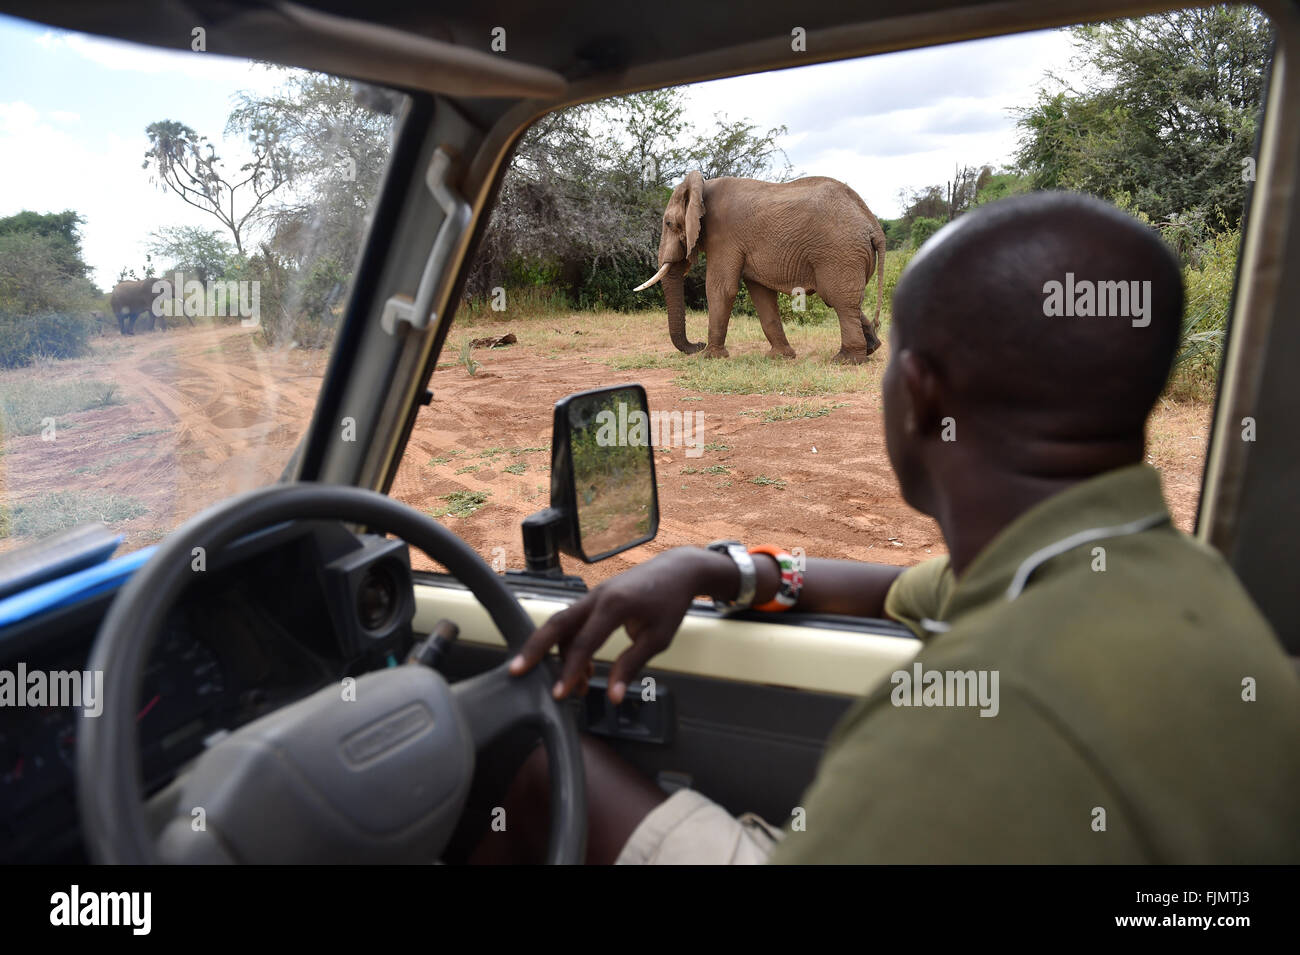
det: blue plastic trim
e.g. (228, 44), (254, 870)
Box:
(0, 546), (158, 631)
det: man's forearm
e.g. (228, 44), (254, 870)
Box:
(684, 548), (904, 619)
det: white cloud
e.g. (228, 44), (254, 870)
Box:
(679, 28), (1080, 217)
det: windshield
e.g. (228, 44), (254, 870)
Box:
(390, 7), (1263, 585)
(0, 17), (403, 555)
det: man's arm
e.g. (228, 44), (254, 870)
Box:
(710, 550), (905, 617)
(510, 547), (905, 701)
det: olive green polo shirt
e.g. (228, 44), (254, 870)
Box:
(770, 464), (1300, 863)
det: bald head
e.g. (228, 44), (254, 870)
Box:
(891, 192), (1184, 441)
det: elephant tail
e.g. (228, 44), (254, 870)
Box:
(869, 227), (885, 328)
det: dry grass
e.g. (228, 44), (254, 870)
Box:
(450, 306), (891, 398)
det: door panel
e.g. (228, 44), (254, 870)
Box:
(414, 578), (920, 694)
(416, 576), (920, 819)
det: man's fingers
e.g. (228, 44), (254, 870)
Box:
(606, 633), (667, 704)
(509, 599), (592, 676)
(569, 660), (596, 699)
(552, 603), (623, 698)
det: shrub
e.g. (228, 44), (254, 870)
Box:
(0, 311), (91, 368)
(1175, 226), (1237, 374)
(909, 216), (943, 248)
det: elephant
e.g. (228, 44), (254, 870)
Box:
(110, 278), (165, 336)
(635, 172), (887, 363)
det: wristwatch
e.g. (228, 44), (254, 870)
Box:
(706, 539), (757, 612)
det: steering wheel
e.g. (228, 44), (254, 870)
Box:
(77, 483), (587, 864)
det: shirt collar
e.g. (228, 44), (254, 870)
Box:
(936, 463), (1172, 627)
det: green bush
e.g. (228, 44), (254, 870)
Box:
(0, 311), (91, 368)
(1175, 226), (1237, 372)
(910, 217), (943, 248)
(733, 284), (834, 326)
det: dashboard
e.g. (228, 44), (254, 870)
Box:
(0, 521), (416, 863)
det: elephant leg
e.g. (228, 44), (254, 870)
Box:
(702, 258), (742, 359)
(830, 304), (874, 365)
(748, 282), (795, 360)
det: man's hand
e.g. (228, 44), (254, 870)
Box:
(507, 545), (903, 703)
(509, 547), (736, 703)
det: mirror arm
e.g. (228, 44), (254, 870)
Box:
(521, 507), (567, 575)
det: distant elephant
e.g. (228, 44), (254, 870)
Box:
(111, 278), (164, 336)
(89, 309), (106, 335)
(635, 172), (886, 363)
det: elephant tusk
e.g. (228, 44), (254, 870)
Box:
(633, 263), (671, 292)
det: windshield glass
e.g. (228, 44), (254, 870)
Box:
(390, 7), (1264, 585)
(0, 17), (403, 555)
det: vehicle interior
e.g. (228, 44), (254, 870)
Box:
(0, 0), (1296, 864)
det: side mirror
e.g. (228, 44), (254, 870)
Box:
(521, 384), (660, 574)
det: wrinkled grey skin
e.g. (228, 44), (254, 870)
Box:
(110, 278), (164, 336)
(639, 172), (887, 364)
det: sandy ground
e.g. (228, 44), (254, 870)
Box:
(1, 320), (1213, 586)
(396, 340), (1212, 584)
(0, 325), (319, 553)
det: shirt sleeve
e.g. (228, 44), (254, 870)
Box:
(882, 555), (953, 639)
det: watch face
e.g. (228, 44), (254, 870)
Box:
(707, 539), (742, 551)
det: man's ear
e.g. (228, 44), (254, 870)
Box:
(895, 348), (944, 437)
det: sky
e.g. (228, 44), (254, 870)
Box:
(0, 13), (1079, 290)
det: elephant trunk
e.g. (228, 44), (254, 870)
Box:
(664, 262), (703, 355)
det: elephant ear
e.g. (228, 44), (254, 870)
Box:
(684, 170), (705, 256)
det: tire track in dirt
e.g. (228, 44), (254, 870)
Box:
(0, 325), (330, 553)
(392, 339), (1207, 587)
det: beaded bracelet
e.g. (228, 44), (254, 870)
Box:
(747, 545), (803, 612)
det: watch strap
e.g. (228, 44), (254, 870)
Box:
(706, 540), (757, 611)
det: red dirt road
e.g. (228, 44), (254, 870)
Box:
(394, 341), (1211, 584)
(2, 323), (1211, 586)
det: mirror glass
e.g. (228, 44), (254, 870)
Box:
(566, 386), (657, 559)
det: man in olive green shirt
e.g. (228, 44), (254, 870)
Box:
(498, 192), (1300, 864)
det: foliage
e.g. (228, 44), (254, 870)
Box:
(909, 216), (943, 248)
(0, 311), (90, 367)
(0, 219), (99, 367)
(228, 73), (393, 276)
(1175, 225), (1238, 372)
(466, 87), (791, 306)
(146, 226), (234, 282)
(142, 118), (293, 254)
(430, 490), (491, 519)
(137, 73), (394, 350)
(0, 210), (91, 281)
(1014, 8), (1269, 229)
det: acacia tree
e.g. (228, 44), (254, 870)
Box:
(145, 226), (234, 283)
(1015, 8), (1271, 228)
(142, 118), (294, 255)
(227, 73), (393, 272)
